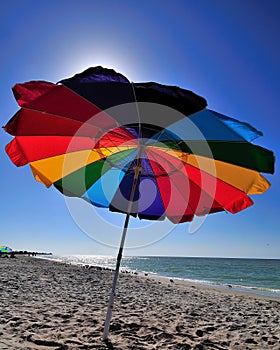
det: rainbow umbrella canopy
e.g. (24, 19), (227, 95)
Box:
(0, 246), (13, 253)
(3, 66), (275, 339)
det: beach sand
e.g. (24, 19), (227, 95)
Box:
(0, 256), (279, 350)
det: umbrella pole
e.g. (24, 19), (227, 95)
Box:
(103, 156), (142, 341)
(102, 211), (131, 341)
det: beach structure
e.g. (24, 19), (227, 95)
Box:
(4, 66), (275, 340)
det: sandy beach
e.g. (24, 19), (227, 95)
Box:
(0, 256), (279, 350)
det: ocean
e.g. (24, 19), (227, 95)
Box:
(39, 255), (280, 298)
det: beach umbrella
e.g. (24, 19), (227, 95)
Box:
(3, 66), (274, 340)
(0, 246), (13, 253)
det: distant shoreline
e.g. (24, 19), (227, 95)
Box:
(36, 254), (280, 300)
(1, 250), (53, 255)
(36, 254), (280, 302)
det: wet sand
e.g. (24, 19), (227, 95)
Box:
(0, 256), (279, 349)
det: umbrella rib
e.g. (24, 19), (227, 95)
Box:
(146, 146), (187, 175)
(149, 128), (169, 145)
(144, 148), (168, 173)
(131, 82), (142, 149)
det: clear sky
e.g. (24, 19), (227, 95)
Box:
(0, 0), (279, 258)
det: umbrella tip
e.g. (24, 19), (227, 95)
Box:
(59, 66), (130, 84)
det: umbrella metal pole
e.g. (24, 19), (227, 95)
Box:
(103, 150), (143, 341)
(102, 211), (131, 341)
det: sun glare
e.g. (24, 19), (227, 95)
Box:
(62, 52), (136, 82)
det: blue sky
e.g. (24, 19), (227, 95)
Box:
(0, 0), (279, 258)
